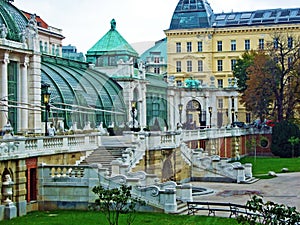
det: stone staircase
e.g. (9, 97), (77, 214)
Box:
(80, 147), (125, 173)
(173, 201), (188, 215)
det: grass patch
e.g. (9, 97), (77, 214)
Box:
(0, 210), (239, 225)
(239, 156), (300, 176)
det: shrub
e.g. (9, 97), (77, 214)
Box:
(92, 185), (144, 225)
(237, 195), (300, 225)
(271, 121), (300, 157)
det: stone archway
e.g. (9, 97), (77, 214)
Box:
(185, 100), (206, 129)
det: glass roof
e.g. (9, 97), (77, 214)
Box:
(169, 0), (300, 30)
(169, 0), (214, 29)
(41, 56), (126, 127)
(0, 0), (28, 41)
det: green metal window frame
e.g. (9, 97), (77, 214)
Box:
(7, 61), (18, 131)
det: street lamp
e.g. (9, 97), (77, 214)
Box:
(208, 106), (212, 128)
(42, 85), (51, 136)
(131, 101), (137, 131)
(178, 103), (183, 124)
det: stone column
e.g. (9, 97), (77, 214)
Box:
(20, 57), (30, 132)
(139, 83), (147, 129)
(167, 89), (175, 130)
(228, 96), (233, 124)
(28, 53), (42, 133)
(205, 96), (210, 126)
(0, 53), (9, 128)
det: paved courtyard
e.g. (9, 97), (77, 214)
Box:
(191, 172), (300, 211)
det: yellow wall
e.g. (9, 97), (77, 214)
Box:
(166, 24), (300, 122)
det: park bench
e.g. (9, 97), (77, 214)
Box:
(187, 201), (257, 218)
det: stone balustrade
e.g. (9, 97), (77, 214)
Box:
(0, 127), (271, 161)
(0, 134), (101, 160)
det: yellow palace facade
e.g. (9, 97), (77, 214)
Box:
(165, 0), (300, 126)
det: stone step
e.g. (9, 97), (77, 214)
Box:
(172, 201), (188, 215)
(79, 147), (124, 172)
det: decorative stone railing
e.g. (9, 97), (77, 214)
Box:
(1, 128), (269, 166)
(0, 134), (101, 160)
(191, 153), (253, 183)
(39, 164), (193, 213)
(181, 127), (271, 142)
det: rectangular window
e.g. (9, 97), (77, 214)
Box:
(154, 57), (160, 63)
(187, 60), (192, 72)
(176, 42), (181, 53)
(39, 41), (43, 53)
(217, 41), (222, 51)
(198, 60), (203, 72)
(259, 39), (264, 50)
(44, 42), (48, 53)
(55, 46), (60, 56)
(176, 80), (182, 87)
(198, 41), (203, 52)
(245, 39), (250, 50)
(109, 56), (116, 66)
(288, 37), (293, 49)
(218, 98), (224, 109)
(187, 42), (192, 52)
(217, 79), (223, 88)
(176, 61), (182, 72)
(154, 67), (160, 74)
(217, 60), (223, 71)
(231, 40), (236, 51)
(231, 59), (237, 71)
(52, 44), (55, 55)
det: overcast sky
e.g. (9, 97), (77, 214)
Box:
(13, 0), (299, 53)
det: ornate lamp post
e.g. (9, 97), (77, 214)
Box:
(178, 103), (183, 124)
(208, 106), (212, 128)
(131, 101), (137, 131)
(42, 85), (51, 136)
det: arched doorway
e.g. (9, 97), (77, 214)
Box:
(185, 100), (206, 129)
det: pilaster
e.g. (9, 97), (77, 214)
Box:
(19, 56), (30, 132)
(0, 52), (9, 128)
(28, 53), (42, 134)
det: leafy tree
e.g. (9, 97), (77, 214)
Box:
(271, 120), (300, 157)
(241, 52), (276, 122)
(267, 33), (300, 122)
(233, 34), (300, 122)
(92, 185), (143, 225)
(233, 51), (256, 92)
(237, 195), (300, 225)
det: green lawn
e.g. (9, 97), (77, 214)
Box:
(239, 156), (300, 177)
(0, 211), (239, 225)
